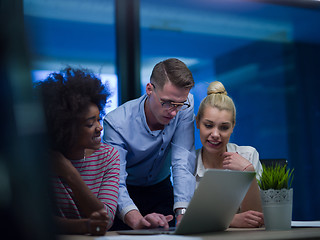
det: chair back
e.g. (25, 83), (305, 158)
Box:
(260, 158), (288, 168)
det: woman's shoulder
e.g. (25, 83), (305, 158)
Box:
(99, 142), (115, 150)
(91, 143), (120, 160)
(227, 143), (257, 154)
(101, 143), (119, 154)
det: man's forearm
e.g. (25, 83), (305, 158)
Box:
(123, 209), (143, 229)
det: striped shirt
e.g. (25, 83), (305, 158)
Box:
(52, 143), (120, 228)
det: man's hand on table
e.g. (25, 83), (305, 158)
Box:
(124, 210), (173, 230)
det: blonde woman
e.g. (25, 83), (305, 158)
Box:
(195, 81), (264, 228)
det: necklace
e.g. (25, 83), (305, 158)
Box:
(80, 149), (86, 170)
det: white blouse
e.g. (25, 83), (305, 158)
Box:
(195, 143), (263, 188)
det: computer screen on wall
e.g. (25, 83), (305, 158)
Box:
(31, 70), (118, 115)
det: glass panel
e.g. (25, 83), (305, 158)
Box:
(141, 0), (320, 221)
(141, 0), (320, 156)
(23, 0), (118, 112)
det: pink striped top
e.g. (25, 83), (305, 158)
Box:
(52, 143), (120, 228)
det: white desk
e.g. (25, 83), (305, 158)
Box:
(59, 227), (320, 240)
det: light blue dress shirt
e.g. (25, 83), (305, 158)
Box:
(103, 94), (196, 220)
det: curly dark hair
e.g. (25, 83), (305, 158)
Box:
(35, 67), (111, 154)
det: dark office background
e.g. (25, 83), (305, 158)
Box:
(2, 1), (319, 236)
(1, 1), (56, 239)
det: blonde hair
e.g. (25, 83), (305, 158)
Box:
(196, 81), (236, 125)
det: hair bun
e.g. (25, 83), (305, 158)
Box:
(207, 81), (227, 96)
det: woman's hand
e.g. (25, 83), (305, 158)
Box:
(55, 210), (110, 235)
(222, 152), (254, 171)
(87, 209), (110, 236)
(229, 210), (264, 228)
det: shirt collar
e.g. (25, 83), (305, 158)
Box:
(196, 144), (235, 178)
(195, 148), (207, 178)
(139, 94), (162, 136)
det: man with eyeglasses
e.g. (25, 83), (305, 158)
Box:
(103, 58), (196, 230)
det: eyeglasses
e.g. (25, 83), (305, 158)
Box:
(151, 83), (191, 111)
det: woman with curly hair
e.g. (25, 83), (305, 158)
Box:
(35, 67), (120, 235)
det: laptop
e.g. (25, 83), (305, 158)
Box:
(117, 169), (256, 235)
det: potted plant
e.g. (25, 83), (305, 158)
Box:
(258, 163), (294, 230)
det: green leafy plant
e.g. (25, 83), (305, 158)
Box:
(258, 164), (294, 190)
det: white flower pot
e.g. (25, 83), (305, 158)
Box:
(260, 188), (293, 230)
